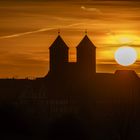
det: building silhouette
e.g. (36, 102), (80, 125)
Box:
(49, 35), (69, 73)
(49, 35), (96, 78)
(0, 34), (140, 139)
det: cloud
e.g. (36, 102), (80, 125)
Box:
(0, 28), (55, 39)
(0, 23), (84, 39)
(81, 6), (102, 14)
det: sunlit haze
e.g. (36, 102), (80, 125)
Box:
(1, 0), (140, 78)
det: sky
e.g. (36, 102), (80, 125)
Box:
(1, 0), (140, 78)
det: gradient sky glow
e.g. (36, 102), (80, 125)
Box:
(1, 0), (140, 78)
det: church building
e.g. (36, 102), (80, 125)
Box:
(49, 34), (96, 79)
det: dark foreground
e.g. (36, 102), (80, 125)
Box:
(0, 70), (140, 140)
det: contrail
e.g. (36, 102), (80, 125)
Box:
(0, 23), (84, 39)
(0, 27), (55, 39)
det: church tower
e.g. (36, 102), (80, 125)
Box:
(49, 35), (69, 73)
(76, 35), (96, 77)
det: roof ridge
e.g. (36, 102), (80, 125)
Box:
(50, 35), (69, 49)
(77, 35), (96, 48)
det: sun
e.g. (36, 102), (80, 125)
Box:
(115, 46), (137, 66)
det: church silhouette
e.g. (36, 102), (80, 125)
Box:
(0, 34), (140, 140)
(49, 34), (96, 78)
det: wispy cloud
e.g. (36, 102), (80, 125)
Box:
(81, 6), (102, 14)
(0, 23), (84, 39)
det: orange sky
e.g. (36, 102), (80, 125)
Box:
(0, 0), (140, 78)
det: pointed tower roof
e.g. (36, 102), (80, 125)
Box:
(50, 35), (69, 50)
(77, 35), (96, 49)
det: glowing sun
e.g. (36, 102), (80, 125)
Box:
(115, 46), (137, 66)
